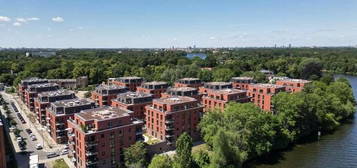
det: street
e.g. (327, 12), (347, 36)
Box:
(0, 91), (74, 167)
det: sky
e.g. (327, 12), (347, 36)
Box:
(0, 0), (357, 48)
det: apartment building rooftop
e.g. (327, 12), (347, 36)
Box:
(167, 87), (197, 92)
(277, 79), (311, 83)
(52, 98), (94, 107)
(141, 81), (168, 86)
(250, 83), (285, 88)
(27, 83), (58, 89)
(155, 96), (196, 105)
(231, 77), (254, 80)
(95, 84), (127, 91)
(76, 106), (132, 121)
(209, 88), (246, 94)
(116, 76), (143, 80)
(179, 78), (200, 81)
(21, 77), (48, 84)
(205, 82), (231, 86)
(37, 89), (74, 97)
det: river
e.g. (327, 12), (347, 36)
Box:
(254, 74), (357, 168)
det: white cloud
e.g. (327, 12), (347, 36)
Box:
(16, 18), (27, 22)
(27, 17), (40, 21)
(13, 22), (22, 26)
(52, 16), (64, 22)
(209, 36), (216, 40)
(0, 16), (11, 22)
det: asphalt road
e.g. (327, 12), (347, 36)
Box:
(1, 92), (68, 167)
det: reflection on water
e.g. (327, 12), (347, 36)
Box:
(254, 75), (357, 168)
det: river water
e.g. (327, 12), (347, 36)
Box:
(254, 74), (357, 168)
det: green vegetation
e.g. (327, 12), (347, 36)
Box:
(53, 159), (69, 168)
(124, 141), (148, 168)
(198, 79), (355, 167)
(0, 48), (356, 86)
(148, 155), (172, 168)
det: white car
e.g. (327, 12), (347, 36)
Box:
(60, 149), (69, 155)
(16, 137), (23, 142)
(36, 144), (43, 150)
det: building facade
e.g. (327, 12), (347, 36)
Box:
(112, 77), (143, 91)
(91, 85), (128, 107)
(46, 99), (95, 144)
(34, 90), (76, 125)
(67, 107), (144, 168)
(136, 81), (169, 98)
(174, 78), (203, 89)
(145, 96), (203, 146)
(18, 77), (48, 101)
(48, 76), (88, 89)
(247, 84), (285, 112)
(111, 92), (153, 120)
(25, 83), (60, 111)
(231, 77), (256, 90)
(275, 79), (311, 93)
(161, 87), (202, 102)
(0, 119), (6, 168)
(202, 89), (250, 112)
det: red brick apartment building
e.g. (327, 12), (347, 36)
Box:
(161, 87), (203, 102)
(275, 79), (311, 93)
(111, 92), (153, 120)
(247, 84), (286, 112)
(145, 96), (203, 146)
(136, 81), (169, 98)
(67, 106), (144, 168)
(18, 77), (48, 101)
(231, 77), (256, 90)
(25, 83), (60, 111)
(174, 78), (203, 89)
(198, 82), (232, 94)
(34, 90), (76, 125)
(0, 119), (6, 168)
(46, 99), (95, 144)
(91, 84), (128, 107)
(202, 88), (250, 112)
(112, 77), (144, 91)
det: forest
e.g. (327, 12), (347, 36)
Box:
(0, 47), (356, 86)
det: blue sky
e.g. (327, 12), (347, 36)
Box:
(0, 0), (356, 48)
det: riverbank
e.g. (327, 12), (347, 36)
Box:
(247, 74), (357, 168)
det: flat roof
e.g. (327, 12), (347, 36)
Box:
(52, 98), (93, 107)
(27, 83), (58, 89)
(167, 87), (197, 92)
(142, 81), (168, 85)
(116, 76), (143, 80)
(209, 88), (246, 94)
(21, 77), (47, 83)
(205, 82), (231, 85)
(277, 79), (311, 83)
(154, 96), (196, 104)
(96, 84), (126, 90)
(179, 78), (200, 81)
(37, 89), (74, 97)
(76, 106), (131, 121)
(117, 91), (153, 98)
(231, 77), (254, 80)
(250, 83), (285, 88)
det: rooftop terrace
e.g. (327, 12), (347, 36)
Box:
(76, 106), (131, 121)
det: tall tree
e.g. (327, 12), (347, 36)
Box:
(124, 142), (147, 168)
(148, 155), (172, 168)
(174, 132), (193, 168)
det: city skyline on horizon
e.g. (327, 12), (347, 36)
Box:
(1, 0), (357, 48)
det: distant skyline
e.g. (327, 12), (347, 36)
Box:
(0, 0), (357, 48)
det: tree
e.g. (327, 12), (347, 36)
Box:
(124, 142), (147, 168)
(298, 58), (323, 80)
(193, 150), (210, 168)
(174, 132), (193, 168)
(212, 68), (234, 82)
(148, 155), (172, 168)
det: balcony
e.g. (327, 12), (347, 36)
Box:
(135, 130), (143, 135)
(86, 160), (98, 166)
(85, 141), (98, 147)
(165, 126), (174, 131)
(165, 120), (174, 124)
(85, 151), (98, 156)
(56, 122), (65, 126)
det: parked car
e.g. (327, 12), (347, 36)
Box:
(30, 135), (37, 141)
(36, 144), (43, 150)
(16, 137), (23, 142)
(60, 149), (69, 155)
(25, 129), (32, 134)
(46, 152), (58, 158)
